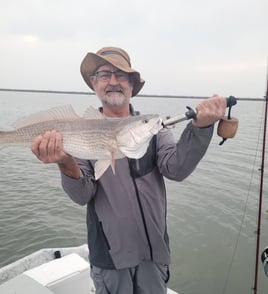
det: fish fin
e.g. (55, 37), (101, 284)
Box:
(94, 160), (111, 180)
(14, 105), (80, 129)
(83, 106), (104, 119)
(110, 150), (116, 174)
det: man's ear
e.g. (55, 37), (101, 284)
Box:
(89, 76), (96, 88)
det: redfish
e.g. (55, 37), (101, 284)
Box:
(0, 105), (163, 179)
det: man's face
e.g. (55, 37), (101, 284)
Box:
(90, 64), (133, 107)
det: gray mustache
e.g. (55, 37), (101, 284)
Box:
(105, 86), (123, 92)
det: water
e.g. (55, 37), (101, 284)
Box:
(0, 92), (268, 294)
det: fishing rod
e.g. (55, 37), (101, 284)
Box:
(253, 66), (268, 293)
(0, 88), (264, 101)
(162, 96), (238, 144)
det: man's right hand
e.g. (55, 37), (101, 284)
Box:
(31, 130), (81, 179)
(31, 130), (70, 164)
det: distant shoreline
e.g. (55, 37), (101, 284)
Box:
(0, 88), (264, 101)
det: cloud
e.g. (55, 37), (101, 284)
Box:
(196, 61), (266, 73)
(21, 35), (40, 43)
(0, 0), (267, 97)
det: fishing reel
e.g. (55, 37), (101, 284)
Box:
(261, 247), (268, 277)
(162, 96), (239, 145)
(217, 96), (239, 145)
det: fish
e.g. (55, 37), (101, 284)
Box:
(0, 105), (163, 179)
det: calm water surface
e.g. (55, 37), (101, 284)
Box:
(0, 92), (268, 294)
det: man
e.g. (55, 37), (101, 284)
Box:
(31, 47), (226, 294)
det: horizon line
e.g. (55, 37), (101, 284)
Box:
(0, 88), (264, 101)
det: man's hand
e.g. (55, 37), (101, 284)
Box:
(31, 130), (80, 179)
(192, 94), (227, 128)
(31, 130), (70, 164)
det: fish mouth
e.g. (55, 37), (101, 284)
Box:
(150, 118), (163, 134)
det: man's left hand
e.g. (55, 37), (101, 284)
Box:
(192, 94), (227, 128)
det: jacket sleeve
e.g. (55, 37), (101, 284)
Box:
(60, 158), (97, 206)
(157, 122), (214, 181)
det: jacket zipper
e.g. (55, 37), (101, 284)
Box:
(128, 159), (153, 260)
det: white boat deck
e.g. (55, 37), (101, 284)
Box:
(0, 244), (178, 294)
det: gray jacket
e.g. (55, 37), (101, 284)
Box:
(61, 121), (213, 270)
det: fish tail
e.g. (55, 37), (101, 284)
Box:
(0, 130), (16, 148)
(0, 131), (8, 149)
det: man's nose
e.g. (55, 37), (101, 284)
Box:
(108, 72), (119, 85)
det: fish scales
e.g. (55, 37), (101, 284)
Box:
(61, 121), (119, 160)
(1, 119), (110, 141)
(0, 120), (118, 160)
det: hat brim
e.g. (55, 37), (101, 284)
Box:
(80, 53), (145, 97)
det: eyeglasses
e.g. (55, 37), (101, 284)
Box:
(94, 70), (129, 82)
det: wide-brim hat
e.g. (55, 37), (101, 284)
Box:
(80, 47), (145, 97)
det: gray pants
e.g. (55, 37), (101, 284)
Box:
(90, 260), (169, 294)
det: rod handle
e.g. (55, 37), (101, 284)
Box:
(186, 96), (237, 120)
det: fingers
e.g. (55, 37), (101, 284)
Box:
(55, 131), (63, 154)
(192, 95), (227, 128)
(39, 131), (53, 160)
(31, 135), (43, 158)
(31, 130), (67, 164)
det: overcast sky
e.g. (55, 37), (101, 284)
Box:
(0, 0), (267, 98)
